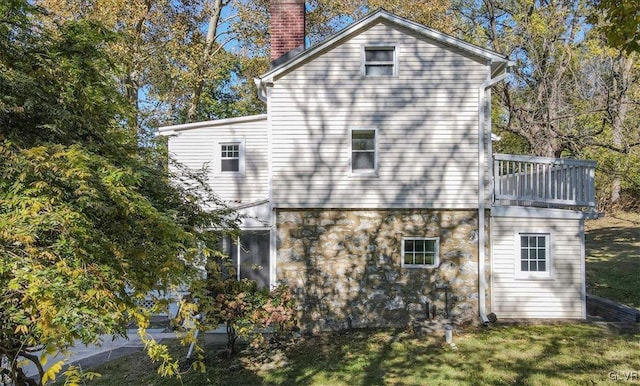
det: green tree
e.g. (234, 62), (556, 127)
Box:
(34, 0), (268, 131)
(590, 0), (640, 54)
(456, 0), (595, 158)
(34, 0), (456, 129)
(0, 2), (235, 384)
(455, 0), (640, 208)
(573, 43), (640, 207)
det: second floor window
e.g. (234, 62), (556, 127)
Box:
(221, 142), (240, 172)
(351, 129), (376, 172)
(364, 46), (396, 76)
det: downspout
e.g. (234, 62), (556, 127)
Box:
(259, 77), (276, 290)
(478, 63), (510, 323)
(254, 75), (277, 288)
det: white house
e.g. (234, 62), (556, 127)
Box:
(159, 1), (596, 330)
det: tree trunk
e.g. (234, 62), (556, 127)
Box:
(226, 322), (237, 358)
(187, 0), (224, 122)
(609, 55), (633, 205)
(123, 0), (152, 133)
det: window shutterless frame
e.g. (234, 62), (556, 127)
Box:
(350, 128), (378, 175)
(401, 237), (440, 268)
(514, 231), (552, 280)
(362, 44), (398, 76)
(218, 139), (245, 175)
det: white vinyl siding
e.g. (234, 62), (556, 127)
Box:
(491, 216), (585, 319)
(167, 117), (268, 204)
(269, 23), (487, 208)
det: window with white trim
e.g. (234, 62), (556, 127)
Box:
(516, 233), (551, 279)
(363, 46), (396, 76)
(402, 238), (439, 268)
(220, 142), (241, 173)
(351, 129), (376, 172)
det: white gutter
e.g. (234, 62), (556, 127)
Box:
(254, 77), (267, 103)
(477, 62), (510, 323)
(157, 114), (267, 135)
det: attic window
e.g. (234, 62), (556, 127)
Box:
(364, 46), (396, 76)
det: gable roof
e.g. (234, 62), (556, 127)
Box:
(258, 9), (510, 82)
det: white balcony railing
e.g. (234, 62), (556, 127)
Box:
(493, 154), (596, 209)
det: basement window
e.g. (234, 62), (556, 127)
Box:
(402, 238), (439, 268)
(516, 232), (552, 279)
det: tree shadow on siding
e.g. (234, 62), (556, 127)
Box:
(492, 221), (585, 319)
(212, 120), (269, 206)
(270, 24), (491, 331)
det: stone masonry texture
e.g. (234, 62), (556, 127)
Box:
(276, 209), (485, 332)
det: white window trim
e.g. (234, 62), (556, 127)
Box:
(349, 128), (378, 176)
(514, 230), (553, 280)
(218, 139), (245, 176)
(401, 237), (440, 269)
(361, 44), (399, 77)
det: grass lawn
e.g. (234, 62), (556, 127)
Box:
(50, 211), (639, 385)
(67, 323), (639, 386)
(585, 211), (640, 309)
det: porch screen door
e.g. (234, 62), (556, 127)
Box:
(238, 230), (270, 288)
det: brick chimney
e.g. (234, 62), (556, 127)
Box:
(270, 0), (306, 64)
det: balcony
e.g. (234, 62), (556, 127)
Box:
(493, 154), (596, 210)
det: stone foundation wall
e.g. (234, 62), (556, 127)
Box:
(276, 209), (483, 331)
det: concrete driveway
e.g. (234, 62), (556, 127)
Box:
(22, 329), (179, 379)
